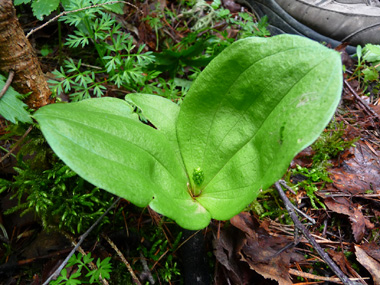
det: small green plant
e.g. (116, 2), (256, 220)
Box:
(14, 0), (62, 20)
(312, 120), (358, 166)
(34, 35), (343, 230)
(0, 132), (115, 234)
(0, 74), (32, 124)
(137, 227), (182, 282)
(50, 252), (112, 285)
(352, 44), (380, 93)
(159, 255), (181, 282)
(14, 0), (124, 20)
(292, 165), (330, 209)
(290, 120), (358, 209)
(48, 0), (155, 101)
(144, 0), (269, 79)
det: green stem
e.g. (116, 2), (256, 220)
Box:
(83, 17), (107, 68)
(192, 186), (201, 197)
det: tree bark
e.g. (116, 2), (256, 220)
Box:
(0, 0), (53, 110)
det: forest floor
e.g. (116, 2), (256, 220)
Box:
(1, 0), (380, 284)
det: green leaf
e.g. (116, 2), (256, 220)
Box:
(363, 66), (379, 82)
(34, 97), (211, 229)
(363, 43), (380, 63)
(125, 93), (179, 147)
(103, 2), (124, 14)
(31, 0), (60, 20)
(14, 0), (32, 5)
(0, 74), (32, 124)
(176, 35), (342, 220)
(35, 35), (342, 230)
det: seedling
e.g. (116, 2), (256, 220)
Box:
(352, 44), (380, 93)
(34, 35), (343, 230)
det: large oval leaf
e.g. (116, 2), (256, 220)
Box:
(176, 35), (343, 220)
(34, 98), (210, 230)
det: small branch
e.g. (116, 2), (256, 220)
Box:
(0, 70), (14, 100)
(279, 181), (315, 224)
(344, 79), (380, 120)
(42, 197), (121, 285)
(275, 181), (358, 285)
(139, 251), (155, 284)
(0, 125), (33, 164)
(26, 1), (140, 39)
(102, 233), (141, 285)
(289, 269), (368, 284)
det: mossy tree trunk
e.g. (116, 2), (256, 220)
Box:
(0, 0), (52, 110)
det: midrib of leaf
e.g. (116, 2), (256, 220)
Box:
(197, 45), (309, 173)
(199, 53), (332, 192)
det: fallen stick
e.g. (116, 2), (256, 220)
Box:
(275, 181), (362, 285)
(42, 197), (121, 285)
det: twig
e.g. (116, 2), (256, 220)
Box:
(26, 1), (140, 39)
(102, 233), (141, 285)
(279, 180), (315, 224)
(279, 180), (297, 194)
(344, 79), (380, 120)
(289, 269), (368, 284)
(42, 197), (121, 285)
(0, 70), (14, 100)
(0, 125), (33, 164)
(275, 181), (358, 285)
(139, 252), (155, 284)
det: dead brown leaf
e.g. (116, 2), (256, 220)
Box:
(230, 213), (304, 285)
(355, 245), (380, 284)
(326, 249), (360, 278)
(329, 141), (380, 195)
(324, 196), (374, 242)
(213, 227), (249, 285)
(359, 242), (380, 263)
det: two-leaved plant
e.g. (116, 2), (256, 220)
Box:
(34, 35), (343, 230)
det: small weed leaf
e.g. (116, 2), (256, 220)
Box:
(35, 35), (342, 230)
(0, 74), (32, 124)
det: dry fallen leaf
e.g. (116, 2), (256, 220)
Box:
(213, 227), (248, 285)
(329, 141), (380, 195)
(355, 245), (380, 284)
(230, 212), (304, 285)
(324, 196), (374, 242)
(326, 249), (359, 278)
(360, 242), (380, 263)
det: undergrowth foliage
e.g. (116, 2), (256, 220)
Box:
(49, 0), (155, 101)
(2, 158), (115, 234)
(50, 252), (112, 285)
(0, 127), (115, 234)
(47, 0), (270, 102)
